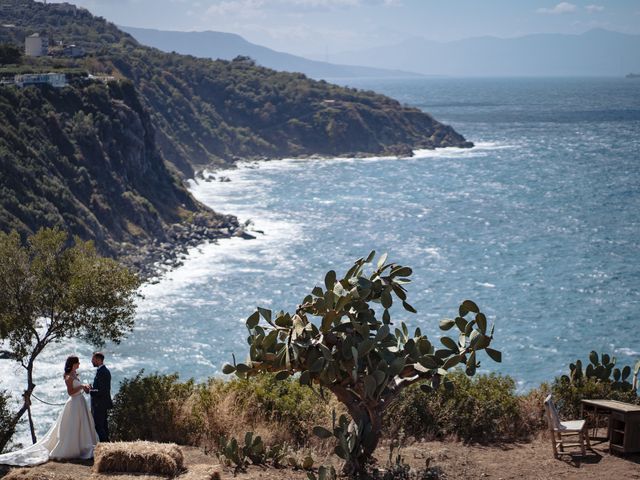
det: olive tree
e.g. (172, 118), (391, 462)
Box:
(0, 228), (140, 451)
(224, 252), (501, 475)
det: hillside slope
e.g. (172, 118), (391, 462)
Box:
(0, 0), (472, 178)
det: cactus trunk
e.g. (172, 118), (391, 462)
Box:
(355, 405), (383, 474)
(331, 386), (383, 475)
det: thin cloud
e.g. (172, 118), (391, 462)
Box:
(537, 2), (577, 15)
(585, 5), (604, 14)
(287, 0), (360, 6)
(205, 0), (360, 17)
(205, 0), (265, 18)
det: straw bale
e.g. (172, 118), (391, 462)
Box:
(3, 469), (74, 480)
(177, 463), (222, 480)
(93, 441), (184, 475)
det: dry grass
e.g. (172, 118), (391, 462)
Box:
(172, 382), (333, 453)
(92, 441), (185, 475)
(176, 464), (222, 480)
(516, 386), (550, 435)
(3, 469), (74, 480)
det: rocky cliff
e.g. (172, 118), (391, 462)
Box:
(0, 80), (238, 275)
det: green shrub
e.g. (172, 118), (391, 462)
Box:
(551, 376), (639, 420)
(0, 43), (21, 65)
(110, 370), (198, 443)
(110, 371), (329, 449)
(551, 351), (639, 419)
(385, 371), (534, 442)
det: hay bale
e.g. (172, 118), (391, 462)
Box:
(3, 469), (73, 480)
(177, 463), (222, 480)
(93, 441), (184, 475)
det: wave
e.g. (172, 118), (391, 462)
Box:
(187, 142), (515, 182)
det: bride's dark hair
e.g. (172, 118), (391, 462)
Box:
(63, 356), (79, 377)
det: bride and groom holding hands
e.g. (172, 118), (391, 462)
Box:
(0, 352), (113, 466)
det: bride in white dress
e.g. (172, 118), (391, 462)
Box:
(0, 355), (99, 466)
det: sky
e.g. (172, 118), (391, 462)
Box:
(53, 0), (640, 58)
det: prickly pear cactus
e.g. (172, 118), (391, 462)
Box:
(223, 252), (501, 475)
(562, 351), (635, 391)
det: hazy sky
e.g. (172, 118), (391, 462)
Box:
(55, 0), (640, 57)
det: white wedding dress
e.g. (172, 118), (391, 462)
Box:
(0, 376), (99, 466)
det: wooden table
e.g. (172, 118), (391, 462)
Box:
(581, 399), (640, 454)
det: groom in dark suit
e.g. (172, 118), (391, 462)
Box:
(90, 352), (113, 442)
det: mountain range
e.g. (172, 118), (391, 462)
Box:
(122, 27), (640, 78)
(120, 26), (422, 79)
(318, 29), (640, 77)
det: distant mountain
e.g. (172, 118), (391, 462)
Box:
(120, 26), (422, 79)
(320, 29), (640, 77)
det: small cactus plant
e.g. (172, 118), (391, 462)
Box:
(216, 431), (283, 471)
(223, 252), (500, 475)
(306, 465), (337, 480)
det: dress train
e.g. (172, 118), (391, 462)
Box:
(0, 378), (98, 466)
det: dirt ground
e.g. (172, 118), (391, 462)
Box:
(1, 430), (639, 480)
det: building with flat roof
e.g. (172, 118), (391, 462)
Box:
(63, 44), (85, 58)
(25, 33), (48, 57)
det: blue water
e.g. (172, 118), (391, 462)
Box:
(2, 77), (639, 444)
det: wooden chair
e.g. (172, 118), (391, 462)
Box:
(544, 394), (591, 458)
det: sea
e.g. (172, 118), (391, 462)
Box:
(1, 77), (639, 445)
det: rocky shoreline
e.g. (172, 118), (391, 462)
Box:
(115, 209), (255, 282)
(116, 140), (475, 282)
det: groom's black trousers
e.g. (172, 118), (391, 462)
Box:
(93, 406), (109, 442)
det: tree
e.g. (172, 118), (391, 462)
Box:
(0, 228), (140, 452)
(223, 252), (501, 475)
(0, 43), (21, 65)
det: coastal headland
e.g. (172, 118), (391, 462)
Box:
(0, 0), (472, 276)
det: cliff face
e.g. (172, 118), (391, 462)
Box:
(0, 81), (236, 268)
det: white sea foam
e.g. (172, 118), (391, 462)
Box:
(191, 142), (516, 179)
(412, 142), (516, 160)
(615, 347), (640, 357)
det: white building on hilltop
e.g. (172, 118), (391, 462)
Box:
(25, 33), (48, 57)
